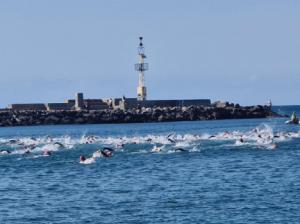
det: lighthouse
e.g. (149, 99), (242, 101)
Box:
(135, 37), (148, 101)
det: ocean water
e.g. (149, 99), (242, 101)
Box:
(273, 105), (300, 117)
(1, 107), (300, 224)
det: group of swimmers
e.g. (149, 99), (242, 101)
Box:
(79, 134), (191, 163)
(1, 126), (300, 163)
(232, 128), (279, 149)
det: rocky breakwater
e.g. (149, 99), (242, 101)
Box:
(0, 102), (277, 127)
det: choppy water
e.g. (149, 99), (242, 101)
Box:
(1, 107), (300, 224)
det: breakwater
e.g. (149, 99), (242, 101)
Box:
(0, 104), (277, 127)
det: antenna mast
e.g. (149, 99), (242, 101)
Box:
(135, 37), (148, 101)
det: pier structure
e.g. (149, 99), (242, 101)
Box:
(135, 37), (148, 101)
(7, 37), (211, 111)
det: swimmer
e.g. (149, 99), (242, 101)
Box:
(24, 145), (35, 151)
(235, 137), (245, 145)
(167, 133), (176, 143)
(23, 149), (31, 155)
(146, 138), (152, 143)
(79, 155), (86, 162)
(85, 135), (97, 144)
(174, 148), (187, 152)
(101, 147), (114, 157)
(151, 146), (161, 152)
(43, 150), (51, 156)
(269, 143), (277, 150)
(167, 133), (174, 139)
(54, 142), (64, 148)
(0, 149), (11, 154)
(223, 131), (230, 138)
(8, 139), (18, 144)
(79, 155), (96, 164)
(167, 138), (176, 144)
(116, 143), (124, 148)
(28, 144), (36, 150)
(46, 135), (53, 142)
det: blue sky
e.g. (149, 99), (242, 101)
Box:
(0, 0), (299, 107)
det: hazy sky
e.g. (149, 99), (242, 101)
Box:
(0, 0), (299, 107)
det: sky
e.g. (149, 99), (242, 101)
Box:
(0, 0), (299, 107)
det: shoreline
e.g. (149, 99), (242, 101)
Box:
(0, 104), (279, 127)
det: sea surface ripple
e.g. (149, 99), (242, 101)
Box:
(1, 112), (300, 223)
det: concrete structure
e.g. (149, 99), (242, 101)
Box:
(118, 97), (211, 110)
(111, 98), (124, 110)
(7, 96), (210, 112)
(46, 103), (74, 111)
(65, 99), (75, 104)
(8, 104), (47, 111)
(7, 94), (210, 112)
(135, 37), (148, 101)
(84, 99), (109, 110)
(75, 93), (84, 110)
(8, 94), (110, 111)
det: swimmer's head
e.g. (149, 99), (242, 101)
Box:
(43, 150), (51, 156)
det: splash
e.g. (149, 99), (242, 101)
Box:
(0, 124), (299, 160)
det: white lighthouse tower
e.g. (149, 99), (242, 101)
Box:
(135, 37), (148, 101)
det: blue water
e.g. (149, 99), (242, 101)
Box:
(1, 107), (300, 224)
(273, 105), (300, 116)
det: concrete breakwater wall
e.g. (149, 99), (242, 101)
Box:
(0, 104), (275, 127)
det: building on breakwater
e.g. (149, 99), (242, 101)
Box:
(7, 37), (211, 111)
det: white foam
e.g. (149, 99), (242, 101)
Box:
(151, 145), (162, 152)
(174, 141), (190, 148)
(0, 123), (299, 159)
(92, 150), (102, 158)
(80, 157), (96, 165)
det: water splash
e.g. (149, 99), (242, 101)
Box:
(0, 124), (299, 159)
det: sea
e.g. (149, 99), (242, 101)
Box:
(0, 106), (300, 224)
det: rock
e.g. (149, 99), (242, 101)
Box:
(0, 102), (279, 127)
(158, 115), (165, 122)
(74, 117), (85, 124)
(44, 115), (60, 123)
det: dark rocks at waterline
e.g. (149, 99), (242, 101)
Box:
(0, 105), (278, 127)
